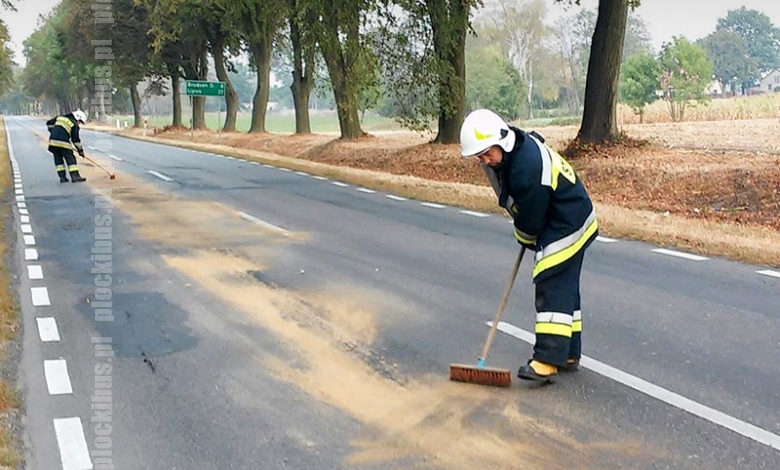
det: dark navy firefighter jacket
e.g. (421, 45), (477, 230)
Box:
(483, 127), (598, 281)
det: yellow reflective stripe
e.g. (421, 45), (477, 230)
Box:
(533, 216), (599, 278)
(571, 320), (582, 333)
(514, 227), (536, 245)
(474, 128), (494, 140)
(49, 140), (73, 149)
(535, 322), (572, 337)
(55, 165), (66, 171)
(68, 165), (79, 171)
(55, 116), (74, 135)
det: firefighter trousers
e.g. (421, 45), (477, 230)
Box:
(49, 147), (80, 180)
(532, 250), (585, 367)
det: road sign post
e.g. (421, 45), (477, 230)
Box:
(184, 80), (226, 137)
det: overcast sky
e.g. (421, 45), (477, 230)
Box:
(3, 0), (780, 66)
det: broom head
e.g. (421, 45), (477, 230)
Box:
(449, 363), (511, 387)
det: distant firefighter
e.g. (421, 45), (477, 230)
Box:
(46, 109), (88, 183)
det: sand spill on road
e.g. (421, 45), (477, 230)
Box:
(83, 168), (649, 469)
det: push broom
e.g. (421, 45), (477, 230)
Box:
(449, 246), (526, 387)
(82, 154), (116, 179)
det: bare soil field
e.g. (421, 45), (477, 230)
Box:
(97, 118), (780, 267)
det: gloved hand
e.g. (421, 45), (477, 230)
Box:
(78, 151), (85, 158)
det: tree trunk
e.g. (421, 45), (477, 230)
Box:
(130, 83), (142, 127)
(192, 49), (208, 129)
(576, 0), (629, 144)
(210, 33), (238, 132)
(429, 0), (467, 144)
(171, 74), (182, 127)
(248, 39), (272, 133)
(318, 11), (364, 139)
(289, 0), (314, 134)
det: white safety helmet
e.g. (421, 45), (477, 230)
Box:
(459, 109), (516, 157)
(72, 109), (87, 123)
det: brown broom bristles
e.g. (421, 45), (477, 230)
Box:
(449, 364), (511, 388)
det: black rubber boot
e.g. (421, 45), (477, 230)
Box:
(70, 171), (86, 183)
(58, 170), (68, 183)
(561, 359), (580, 372)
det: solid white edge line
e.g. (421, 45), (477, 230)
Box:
(756, 270), (780, 279)
(31, 287), (50, 306)
(238, 211), (290, 237)
(23, 235), (35, 246)
(36, 317), (60, 342)
(386, 195), (407, 201)
(459, 210), (490, 217)
(24, 248), (38, 261)
(43, 359), (73, 395)
(53, 417), (94, 470)
(596, 236), (617, 243)
(27, 265), (43, 280)
(421, 202), (446, 209)
(493, 320), (780, 451)
(147, 170), (173, 182)
(652, 248), (708, 261)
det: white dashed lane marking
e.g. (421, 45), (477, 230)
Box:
(356, 188), (376, 194)
(20, 215), (29, 223)
(147, 170), (173, 182)
(27, 265), (44, 280)
(36, 317), (60, 342)
(53, 417), (93, 470)
(459, 210), (490, 218)
(18, 208), (28, 215)
(421, 202), (446, 209)
(652, 248), (708, 261)
(108, 154), (123, 161)
(238, 211), (291, 237)
(31, 287), (51, 306)
(43, 359), (73, 395)
(21, 223), (32, 233)
(23, 235), (36, 246)
(597, 236), (617, 243)
(493, 321), (780, 452)
(386, 195), (407, 201)
(24, 248), (38, 261)
(757, 270), (780, 279)
(332, 181), (349, 187)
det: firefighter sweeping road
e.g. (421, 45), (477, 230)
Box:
(5, 116), (780, 469)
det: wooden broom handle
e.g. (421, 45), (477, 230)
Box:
(480, 246), (525, 361)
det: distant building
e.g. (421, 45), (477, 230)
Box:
(705, 79), (724, 97)
(748, 69), (780, 94)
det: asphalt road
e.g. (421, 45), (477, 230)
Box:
(5, 115), (780, 470)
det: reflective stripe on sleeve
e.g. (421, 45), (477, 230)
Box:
(514, 227), (537, 245)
